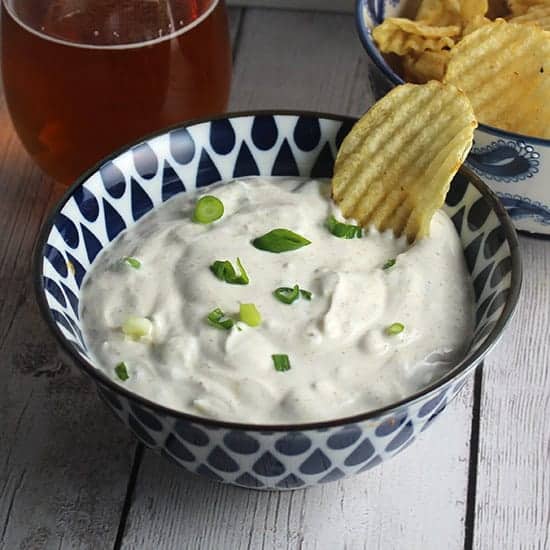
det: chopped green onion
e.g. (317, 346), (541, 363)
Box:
(252, 228), (311, 253)
(123, 257), (141, 269)
(386, 322), (405, 335)
(235, 258), (249, 284)
(193, 195), (224, 224)
(207, 308), (234, 330)
(273, 285), (313, 304)
(115, 362), (129, 381)
(382, 258), (396, 270)
(274, 285), (300, 304)
(300, 289), (312, 300)
(272, 354), (291, 372)
(326, 215), (362, 239)
(239, 303), (262, 327)
(210, 258), (249, 285)
(122, 316), (153, 339)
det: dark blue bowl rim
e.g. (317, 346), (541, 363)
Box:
(354, 0), (550, 147)
(34, 109), (522, 432)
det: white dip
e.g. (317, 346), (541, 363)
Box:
(80, 177), (475, 423)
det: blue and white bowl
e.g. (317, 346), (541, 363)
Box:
(34, 112), (521, 490)
(357, 0), (550, 235)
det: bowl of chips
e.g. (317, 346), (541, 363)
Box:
(356, 0), (550, 235)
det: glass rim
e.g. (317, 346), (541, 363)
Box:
(1, 0), (220, 50)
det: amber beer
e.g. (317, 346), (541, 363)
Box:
(1, 0), (231, 184)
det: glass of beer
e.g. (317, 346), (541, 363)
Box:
(1, 0), (232, 185)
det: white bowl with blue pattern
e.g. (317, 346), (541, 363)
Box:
(34, 111), (521, 490)
(356, 0), (550, 235)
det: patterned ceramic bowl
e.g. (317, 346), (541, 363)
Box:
(356, 0), (550, 235)
(34, 112), (521, 490)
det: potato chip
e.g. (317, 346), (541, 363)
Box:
(507, 0), (548, 16)
(508, 4), (550, 29)
(460, 0), (490, 21)
(416, 0), (488, 25)
(402, 50), (450, 83)
(444, 20), (550, 138)
(332, 82), (476, 242)
(416, 0), (463, 25)
(462, 15), (493, 35)
(372, 18), (460, 55)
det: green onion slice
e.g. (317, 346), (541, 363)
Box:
(383, 259), (396, 270)
(386, 322), (405, 335)
(210, 258), (249, 285)
(115, 362), (129, 381)
(274, 285), (300, 304)
(122, 316), (153, 339)
(207, 308), (234, 330)
(272, 354), (291, 372)
(273, 285), (312, 304)
(252, 228), (311, 253)
(239, 303), (262, 327)
(193, 195), (224, 224)
(326, 215), (362, 239)
(300, 289), (312, 300)
(123, 257), (141, 269)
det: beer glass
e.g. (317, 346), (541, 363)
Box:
(1, 0), (232, 184)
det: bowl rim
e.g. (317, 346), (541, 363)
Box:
(354, 0), (550, 147)
(34, 109), (523, 432)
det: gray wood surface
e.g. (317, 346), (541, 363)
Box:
(119, 9), (475, 549)
(1, 5), (549, 550)
(474, 238), (550, 550)
(230, 9), (372, 115)
(227, 0), (355, 14)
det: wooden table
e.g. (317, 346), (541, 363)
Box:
(1, 7), (549, 550)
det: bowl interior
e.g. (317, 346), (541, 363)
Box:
(36, 112), (520, 427)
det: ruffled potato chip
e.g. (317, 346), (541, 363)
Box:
(416, 0), (463, 25)
(509, 4), (550, 29)
(507, 0), (549, 15)
(460, 0), (490, 21)
(462, 15), (493, 35)
(372, 18), (460, 55)
(444, 20), (550, 138)
(402, 49), (450, 82)
(332, 82), (476, 242)
(416, 0), (489, 25)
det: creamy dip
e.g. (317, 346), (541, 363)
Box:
(80, 177), (475, 423)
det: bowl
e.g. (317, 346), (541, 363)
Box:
(356, 0), (550, 236)
(35, 111), (521, 490)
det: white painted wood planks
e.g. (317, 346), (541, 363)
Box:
(474, 238), (550, 550)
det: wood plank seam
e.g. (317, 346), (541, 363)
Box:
(113, 444), (146, 550)
(0, 469), (26, 543)
(464, 366), (484, 550)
